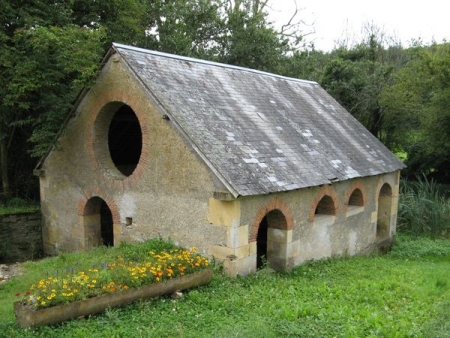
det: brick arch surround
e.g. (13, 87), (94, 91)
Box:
(308, 185), (340, 222)
(376, 176), (396, 200)
(85, 87), (150, 189)
(344, 180), (367, 211)
(78, 190), (120, 224)
(250, 197), (294, 242)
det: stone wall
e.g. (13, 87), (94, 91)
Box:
(0, 212), (43, 263)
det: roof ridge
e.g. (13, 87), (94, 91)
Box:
(112, 43), (318, 86)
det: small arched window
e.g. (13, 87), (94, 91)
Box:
(315, 195), (337, 215)
(348, 188), (364, 207)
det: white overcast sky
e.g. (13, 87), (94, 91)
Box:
(266, 0), (450, 51)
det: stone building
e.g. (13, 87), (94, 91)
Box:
(34, 43), (405, 276)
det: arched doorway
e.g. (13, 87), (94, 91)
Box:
(256, 216), (268, 269)
(256, 209), (287, 270)
(377, 183), (393, 241)
(100, 200), (114, 247)
(83, 197), (115, 249)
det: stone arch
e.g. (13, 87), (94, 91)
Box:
(309, 185), (339, 222)
(250, 197), (293, 242)
(78, 192), (120, 250)
(250, 198), (294, 270)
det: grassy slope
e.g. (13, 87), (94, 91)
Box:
(0, 236), (449, 338)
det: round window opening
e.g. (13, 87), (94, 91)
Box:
(108, 105), (142, 176)
(93, 102), (143, 178)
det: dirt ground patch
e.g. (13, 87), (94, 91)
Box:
(0, 263), (24, 286)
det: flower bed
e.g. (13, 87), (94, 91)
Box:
(14, 244), (213, 327)
(14, 269), (212, 328)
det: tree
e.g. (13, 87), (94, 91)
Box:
(381, 42), (450, 182)
(217, 0), (290, 72)
(0, 1), (106, 199)
(70, 0), (147, 46)
(278, 48), (329, 82)
(320, 26), (405, 141)
(142, 0), (224, 58)
(141, 0), (297, 72)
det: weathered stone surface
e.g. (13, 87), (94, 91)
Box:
(0, 212), (43, 263)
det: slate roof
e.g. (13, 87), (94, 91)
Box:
(113, 43), (405, 197)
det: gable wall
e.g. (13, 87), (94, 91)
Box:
(39, 55), (226, 256)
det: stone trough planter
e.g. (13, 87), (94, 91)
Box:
(14, 269), (213, 328)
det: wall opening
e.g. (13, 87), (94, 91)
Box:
(93, 102), (142, 178)
(256, 209), (287, 270)
(348, 188), (364, 207)
(108, 105), (142, 176)
(377, 183), (393, 241)
(315, 195), (336, 215)
(256, 216), (268, 269)
(100, 201), (114, 246)
(83, 197), (115, 249)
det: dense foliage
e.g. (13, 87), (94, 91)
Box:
(1, 0), (449, 200)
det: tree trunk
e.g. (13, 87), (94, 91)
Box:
(0, 135), (10, 199)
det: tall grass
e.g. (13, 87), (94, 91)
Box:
(398, 176), (450, 238)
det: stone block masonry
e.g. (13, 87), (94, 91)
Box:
(0, 212), (43, 263)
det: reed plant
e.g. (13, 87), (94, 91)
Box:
(398, 176), (450, 238)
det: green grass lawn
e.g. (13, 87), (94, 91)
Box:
(1, 235), (449, 338)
